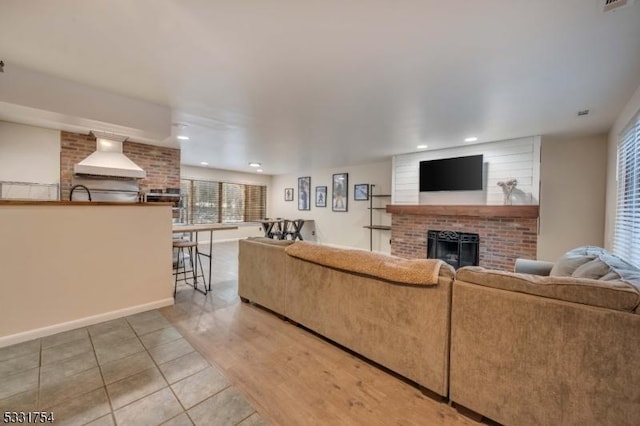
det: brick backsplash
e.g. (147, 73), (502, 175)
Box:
(391, 213), (537, 271)
(60, 131), (180, 200)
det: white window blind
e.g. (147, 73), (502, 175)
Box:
(613, 112), (640, 267)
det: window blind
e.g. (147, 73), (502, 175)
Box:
(613, 112), (640, 267)
(191, 180), (220, 224)
(221, 183), (244, 223)
(245, 185), (267, 221)
(179, 180), (191, 223)
(180, 179), (266, 224)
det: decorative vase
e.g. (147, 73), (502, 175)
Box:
(497, 179), (518, 206)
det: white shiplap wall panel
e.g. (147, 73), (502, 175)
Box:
(488, 161), (534, 172)
(487, 153), (533, 164)
(487, 177), (533, 186)
(480, 144), (535, 156)
(392, 136), (541, 205)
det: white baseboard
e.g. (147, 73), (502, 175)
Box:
(0, 298), (175, 348)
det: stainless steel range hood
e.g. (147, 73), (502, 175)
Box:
(74, 132), (146, 179)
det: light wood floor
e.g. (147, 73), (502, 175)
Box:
(161, 241), (481, 426)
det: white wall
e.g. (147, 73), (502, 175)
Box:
(270, 160), (392, 253)
(605, 83), (640, 250)
(537, 134), (607, 261)
(392, 137), (541, 205)
(0, 120), (60, 184)
(180, 165), (272, 243)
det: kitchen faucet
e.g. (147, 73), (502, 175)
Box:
(69, 184), (92, 201)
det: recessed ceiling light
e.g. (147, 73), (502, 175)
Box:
(464, 137), (478, 143)
(177, 135), (190, 140)
(249, 162), (261, 167)
(417, 144), (428, 149)
(200, 162), (208, 166)
(256, 169), (263, 173)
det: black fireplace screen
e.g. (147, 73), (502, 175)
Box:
(427, 230), (479, 269)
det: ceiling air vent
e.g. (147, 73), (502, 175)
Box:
(604, 0), (634, 12)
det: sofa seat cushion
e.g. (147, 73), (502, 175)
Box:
(457, 266), (640, 313)
(285, 242), (452, 285)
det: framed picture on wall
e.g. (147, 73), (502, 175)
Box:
(332, 173), (348, 212)
(284, 188), (294, 201)
(298, 177), (311, 210)
(354, 184), (369, 201)
(315, 186), (327, 207)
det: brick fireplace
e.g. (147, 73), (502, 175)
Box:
(387, 205), (539, 271)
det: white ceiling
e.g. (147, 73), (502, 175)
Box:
(1, 0), (639, 175)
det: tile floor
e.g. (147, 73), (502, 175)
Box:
(0, 309), (264, 425)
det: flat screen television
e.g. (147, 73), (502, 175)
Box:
(419, 155), (483, 191)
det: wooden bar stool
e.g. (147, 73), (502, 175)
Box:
(173, 239), (206, 296)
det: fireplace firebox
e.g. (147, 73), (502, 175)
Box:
(427, 230), (479, 269)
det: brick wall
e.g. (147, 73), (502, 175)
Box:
(391, 214), (538, 271)
(60, 131), (180, 199)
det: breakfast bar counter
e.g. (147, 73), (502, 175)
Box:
(0, 200), (173, 206)
(172, 223), (239, 291)
(0, 201), (174, 347)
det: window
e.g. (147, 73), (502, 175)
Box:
(613, 112), (640, 267)
(221, 183), (244, 223)
(180, 179), (266, 224)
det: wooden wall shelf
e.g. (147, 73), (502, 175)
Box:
(386, 204), (539, 219)
(363, 225), (391, 230)
(366, 185), (391, 251)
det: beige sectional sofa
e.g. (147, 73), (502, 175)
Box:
(450, 246), (640, 426)
(238, 237), (294, 314)
(284, 242), (455, 397)
(239, 240), (640, 425)
(238, 237), (455, 397)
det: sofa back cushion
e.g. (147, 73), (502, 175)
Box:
(457, 266), (640, 313)
(285, 241), (454, 285)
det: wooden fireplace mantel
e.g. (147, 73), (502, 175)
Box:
(386, 204), (539, 219)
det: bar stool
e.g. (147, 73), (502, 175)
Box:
(172, 239), (206, 296)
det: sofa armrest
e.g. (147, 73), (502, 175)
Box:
(514, 258), (554, 276)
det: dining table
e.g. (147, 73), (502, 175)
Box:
(258, 219), (282, 239)
(258, 218), (305, 240)
(172, 223), (239, 292)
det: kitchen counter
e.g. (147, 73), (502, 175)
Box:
(0, 200), (173, 206)
(173, 223), (239, 232)
(0, 201), (174, 347)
